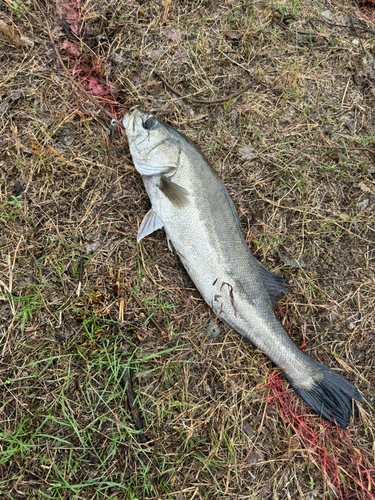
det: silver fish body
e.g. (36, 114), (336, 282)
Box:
(124, 109), (362, 428)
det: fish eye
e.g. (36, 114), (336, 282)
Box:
(143, 117), (156, 130)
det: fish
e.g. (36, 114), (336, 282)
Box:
(123, 108), (363, 429)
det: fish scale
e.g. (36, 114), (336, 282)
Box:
(124, 108), (363, 428)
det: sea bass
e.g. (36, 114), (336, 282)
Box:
(123, 109), (362, 428)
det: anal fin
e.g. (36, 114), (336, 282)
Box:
(256, 260), (286, 308)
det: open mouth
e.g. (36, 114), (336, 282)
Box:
(122, 111), (132, 130)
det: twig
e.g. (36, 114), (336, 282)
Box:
(61, 19), (79, 42)
(350, 18), (366, 55)
(121, 368), (147, 444)
(272, 11), (321, 38)
(311, 17), (375, 35)
(0, 20), (33, 47)
(274, 19), (321, 38)
(154, 71), (259, 105)
(337, 147), (375, 156)
(95, 185), (115, 216)
(76, 255), (84, 297)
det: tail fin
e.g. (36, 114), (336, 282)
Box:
(288, 361), (363, 429)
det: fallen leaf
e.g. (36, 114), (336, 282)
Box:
(345, 121), (356, 133)
(226, 31), (242, 42)
(357, 198), (369, 210)
(145, 48), (164, 60)
(242, 422), (254, 437)
(321, 10), (333, 21)
(85, 241), (101, 253)
(237, 145), (256, 160)
(145, 82), (161, 95)
(0, 90), (22, 114)
(246, 451), (261, 465)
(358, 181), (374, 194)
(161, 27), (182, 42)
(12, 180), (22, 196)
(337, 212), (351, 222)
(278, 251), (306, 269)
(171, 47), (189, 64)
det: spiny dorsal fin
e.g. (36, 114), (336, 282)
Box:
(159, 176), (189, 208)
(256, 261), (286, 308)
(137, 209), (164, 242)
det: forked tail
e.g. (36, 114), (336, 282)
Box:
(287, 359), (363, 429)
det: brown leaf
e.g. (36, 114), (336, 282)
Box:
(145, 82), (161, 95)
(242, 422), (254, 437)
(246, 451), (261, 465)
(226, 31), (242, 42)
(0, 90), (22, 114)
(161, 28), (182, 42)
(237, 146), (256, 161)
(337, 212), (351, 222)
(358, 181), (374, 194)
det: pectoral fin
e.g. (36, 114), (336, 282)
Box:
(137, 209), (164, 243)
(159, 176), (189, 208)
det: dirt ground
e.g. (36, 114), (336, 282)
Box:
(0, 0), (375, 499)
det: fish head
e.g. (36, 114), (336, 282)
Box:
(123, 109), (181, 176)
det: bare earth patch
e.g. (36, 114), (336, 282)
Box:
(0, 0), (374, 499)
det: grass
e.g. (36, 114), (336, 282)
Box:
(0, 0), (375, 498)
(0, 325), (189, 498)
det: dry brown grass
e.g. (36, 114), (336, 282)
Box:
(0, 0), (374, 498)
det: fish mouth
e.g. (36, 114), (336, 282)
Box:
(122, 110), (133, 131)
(123, 109), (142, 135)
